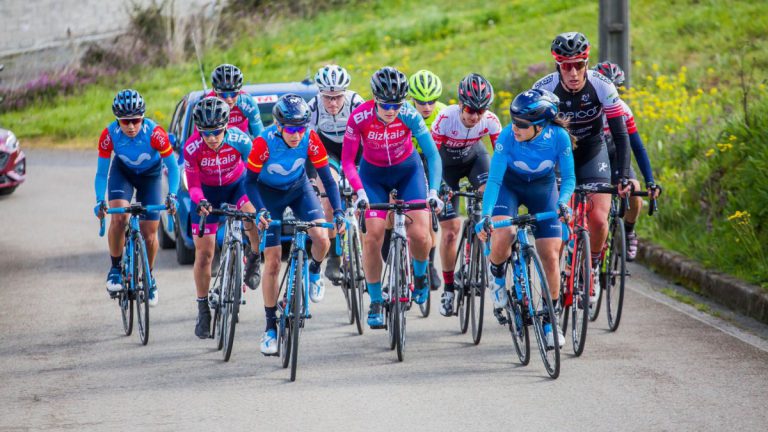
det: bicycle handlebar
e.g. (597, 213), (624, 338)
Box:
(482, 211), (559, 256)
(98, 203), (170, 237)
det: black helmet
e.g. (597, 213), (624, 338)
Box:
(509, 88), (560, 125)
(112, 89), (145, 118)
(193, 96), (230, 130)
(272, 94), (311, 126)
(593, 61), (625, 86)
(211, 64), (244, 92)
(551, 32), (591, 62)
(457, 73), (494, 111)
(370, 66), (409, 103)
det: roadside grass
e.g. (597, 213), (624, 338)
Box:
(661, 288), (723, 319)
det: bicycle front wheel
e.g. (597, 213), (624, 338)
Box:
(222, 243), (242, 362)
(395, 244), (408, 362)
(570, 230), (591, 356)
(506, 259), (530, 365)
(605, 218), (626, 331)
(455, 229), (470, 334)
(118, 287), (134, 336)
(134, 237), (151, 346)
(469, 236), (486, 345)
(348, 226), (365, 335)
(290, 250), (304, 382)
(526, 246), (560, 379)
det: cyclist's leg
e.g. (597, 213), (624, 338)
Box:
(106, 162), (134, 259)
(358, 159), (391, 307)
(134, 168), (163, 269)
(438, 165), (465, 294)
(576, 148), (612, 266)
(488, 180), (519, 311)
(293, 179), (331, 302)
(399, 154), (431, 296)
(191, 183), (230, 298)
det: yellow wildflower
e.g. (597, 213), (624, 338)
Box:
(728, 210), (749, 221)
(705, 149), (715, 157)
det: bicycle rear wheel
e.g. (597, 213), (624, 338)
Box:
(605, 218), (626, 331)
(290, 250), (304, 382)
(469, 236), (486, 345)
(526, 246), (560, 379)
(222, 243), (242, 362)
(506, 258), (530, 365)
(134, 237), (151, 346)
(570, 230), (591, 356)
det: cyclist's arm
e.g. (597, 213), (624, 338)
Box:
(407, 111), (441, 191)
(150, 125), (180, 195)
(555, 128), (576, 205)
(242, 96), (265, 138)
(183, 140), (205, 205)
(481, 140), (507, 217)
(341, 119), (364, 192)
(599, 78), (631, 179)
(487, 112), (503, 146)
(243, 137), (268, 210)
(628, 130), (655, 184)
(94, 128), (112, 202)
(308, 131), (342, 214)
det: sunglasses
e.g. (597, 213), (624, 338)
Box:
(200, 128), (225, 137)
(558, 60), (588, 72)
(216, 90), (238, 99)
(321, 93), (345, 103)
(462, 105), (486, 116)
(377, 101), (403, 111)
(118, 117), (143, 126)
(282, 125), (307, 134)
(512, 118), (533, 129)
(414, 99), (436, 106)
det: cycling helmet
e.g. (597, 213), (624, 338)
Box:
(112, 89), (145, 118)
(211, 64), (243, 92)
(408, 70), (443, 102)
(273, 94), (311, 126)
(315, 64), (351, 92)
(551, 32), (591, 62)
(509, 88), (560, 125)
(193, 96), (230, 130)
(457, 73), (494, 111)
(593, 61), (625, 86)
(370, 66), (409, 103)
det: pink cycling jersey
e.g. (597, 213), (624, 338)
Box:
(183, 127), (253, 204)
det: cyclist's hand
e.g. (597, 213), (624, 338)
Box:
(94, 200), (107, 219)
(475, 216), (493, 242)
(256, 209), (270, 230)
(427, 189), (444, 213)
(438, 183), (453, 201)
(618, 178), (632, 197)
(647, 182), (661, 199)
(334, 212), (347, 235)
(196, 200), (211, 216)
(353, 189), (369, 211)
(165, 193), (178, 216)
(558, 203), (572, 223)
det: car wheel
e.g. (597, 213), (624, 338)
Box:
(0, 186), (16, 196)
(158, 213), (176, 249)
(175, 215), (196, 265)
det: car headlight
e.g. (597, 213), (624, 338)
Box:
(4, 131), (18, 152)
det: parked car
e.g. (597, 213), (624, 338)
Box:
(0, 128), (26, 196)
(159, 80), (319, 264)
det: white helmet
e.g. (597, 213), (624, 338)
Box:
(314, 64), (351, 92)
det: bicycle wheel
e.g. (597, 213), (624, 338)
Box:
(455, 229), (470, 334)
(118, 283), (134, 336)
(211, 261), (225, 351)
(506, 259), (530, 365)
(469, 236), (486, 345)
(526, 246), (560, 379)
(570, 230), (591, 356)
(395, 244), (408, 362)
(222, 243), (242, 362)
(418, 273), (431, 318)
(605, 218), (626, 331)
(349, 226), (365, 335)
(280, 266), (291, 369)
(290, 250), (304, 382)
(557, 245), (570, 336)
(383, 247), (397, 351)
(134, 237), (151, 346)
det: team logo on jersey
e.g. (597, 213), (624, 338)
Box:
(366, 129), (406, 141)
(598, 162), (609, 172)
(119, 153), (152, 167)
(581, 94), (590, 103)
(353, 109), (373, 124)
(229, 131), (252, 145)
(513, 160), (554, 174)
(266, 158), (306, 176)
(566, 100), (572, 108)
(495, 142), (503, 152)
(230, 113), (245, 125)
(201, 153), (238, 167)
(185, 139), (202, 155)
(561, 106), (601, 121)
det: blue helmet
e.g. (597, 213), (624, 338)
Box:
(112, 89), (145, 118)
(273, 94), (310, 126)
(509, 88), (560, 125)
(193, 96), (230, 130)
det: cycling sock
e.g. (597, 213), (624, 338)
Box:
(265, 306), (277, 331)
(591, 252), (602, 268)
(443, 271), (454, 285)
(412, 259), (428, 278)
(552, 297), (559, 310)
(197, 297), (207, 305)
(489, 260), (507, 279)
(624, 221), (635, 234)
(111, 255), (122, 268)
(309, 257), (322, 274)
(444, 283), (455, 293)
(367, 282), (383, 303)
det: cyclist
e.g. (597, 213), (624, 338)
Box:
(407, 69), (446, 292)
(184, 96), (262, 339)
(207, 63), (265, 139)
(94, 89), (180, 307)
(306, 64), (365, 283)
(342, 66), (444, 329)
(476, 88), (575, 349)
(532, 32), (631, 305)
(432, 73), (502, 317)
(594, 61), (661, 261)
(244, 94), (345, 356)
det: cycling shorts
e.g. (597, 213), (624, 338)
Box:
(360, 151), (427, 220)
(306, 133), (359, 179)
(439, 152), (490, 221)
(491, 173), (561, 239)
(260, 179), (324, 247)
(108, 160), (162, 221)
(575, 143), (612, 186)
(191, 177), (249, 236)
(606, 138), (637, 184)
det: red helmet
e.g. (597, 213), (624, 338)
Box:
(551, 32), (590, 62)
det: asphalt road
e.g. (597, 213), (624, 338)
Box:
(1, 149), (767, 431)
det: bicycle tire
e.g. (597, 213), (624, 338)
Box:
(570, 230), (591, 356)
(119, 288), (134, 336)
(418, 251), (433, 318)
(395, 243), (407, 362)
(605, 217), (626, 331)
(526, 246), (560, 379)
(349, 226), (365, 335)
(455, 228), (470, 334)
(222, 242), (242, 362)
(280, 265), (291, 369)
(134, 237), (151, 346)
(290, 250), (304, 381)
(469, 235), (486, 345)
(384, 243), (397, 351)
(211, 263), (225, 351)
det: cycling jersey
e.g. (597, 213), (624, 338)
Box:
(204, 90), (264, 138)
(98, 118), (173, 174)
(308, 90), (365, 151)
(482, 123), (575, 217)
(183, 127), (252, 204)
(342, 100), (442, 194)
(602, 100), (655, 184)
(431, 104), (501, 166)
(532, 70), (630, 179)
(412, 101), (447, 153)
